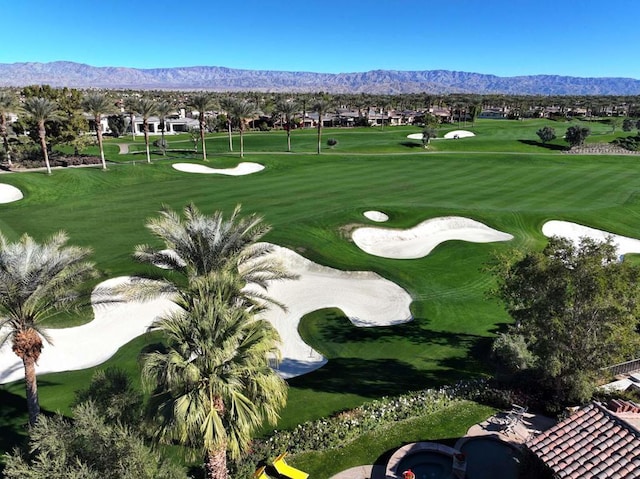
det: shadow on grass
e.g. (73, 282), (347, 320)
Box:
(308, 310), (493, 352)
(0, 388), (30, 464)
(291, 313), (495, 399)
(400, 141), (423, 149)
(518, 139), (567, 151)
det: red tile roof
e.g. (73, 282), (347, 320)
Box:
(527, 403), (640, 478)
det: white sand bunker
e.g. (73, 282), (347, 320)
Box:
(0, 184), (23, 203)
(249, 245), (412, 378)
(363, 210), (389, 222)
(352, 216), (513, 259)
(0, 245), (412, 383)
(0, 277), (178, 384)
(172, 162), (264, 176)
(542, 221), (640, 256)
(444, 130), (475, 139)
(407, 133), (425, 140)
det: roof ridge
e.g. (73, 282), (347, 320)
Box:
(594, 401), (640, 438)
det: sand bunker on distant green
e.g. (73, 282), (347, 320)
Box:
(542, 220), (640, 255)
(0, 184), (23, 203)
(363, 210), (389, 222)
(172, 162), (264, 175)
(444, 130), (475, 139)
(352, 216), (513, 259)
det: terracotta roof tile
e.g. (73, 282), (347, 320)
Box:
(527, 403), (640, 478)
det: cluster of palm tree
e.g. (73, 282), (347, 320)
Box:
(0, 204), (296, 479)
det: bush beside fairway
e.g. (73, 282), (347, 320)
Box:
(1, 119), (639, 439)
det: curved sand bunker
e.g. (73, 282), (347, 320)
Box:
(172, 162), (264, 176)
(542, 221), (640, 256)
(0, 184), (23, 203)
(0, 277), (178, 384)
(363, 210), (389, 222)
(0, 245), (412, 383)
(248, 245), (412, 378)
(407, 133), (425, 140)
(352, 216), (513, 259)
(444, 130), (475, 139)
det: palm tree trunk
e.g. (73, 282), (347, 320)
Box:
(23, 356), (40, 426)
(144, 124), (151, 163)
(38, 123), (52, 175)
(200, 121), (207, 161)
(95, 118), (107, 170)
(205, 448), (227, 479)
(130, 113), (136, 141)
(240, 124), (244, 158)
(317, 121), (322, 155)
(287, 128), (291, 152)
(227, 120), (233, 152)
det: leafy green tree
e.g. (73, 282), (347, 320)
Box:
(312, 96), (332, 154)
(536, 126), (556, 144)
(564, 125), (590, 148)
(189, 94), (214, 161)
(492, 236), (640, 404)
(491, 332), (537, 372)
(623, 118), (635, 132)
(468, 100), (482, 126)
(21, 86), (87, 155)
(21, 97), (63, 174)
(421, 127), (437, 147)
(107, 114), (126, 138)
(73, 367), (143, 426)
(81, 93), (113, 170)
(3, 402), (187, 479)
(0, 90), (18, 165)
(0, 232), (96, 425)
(609, 116), (622, 133)
(229, 99), (257, 158)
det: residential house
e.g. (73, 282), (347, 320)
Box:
(526, 401), (640, 478)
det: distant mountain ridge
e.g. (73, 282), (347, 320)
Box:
(1, 61), (640, 95)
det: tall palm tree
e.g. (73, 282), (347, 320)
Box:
(130, 98), (157, 163)
(312, 96), (332, 154)
(22, 97), (63, 175)
(229, 100), (256, 158)
(155, 100), (173, 155)
(81, 93), (113, 170)
(0, 231), (96, 426)
(219, 96), (235, 152)
(276, 99), (298, 152)
(0, 91), (18, 166)
(142, 277), (287, 479)
(188, 94), (214, 161)
(132, 204), (294, 303)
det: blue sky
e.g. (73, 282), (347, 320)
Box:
(4, 0), (640, 79)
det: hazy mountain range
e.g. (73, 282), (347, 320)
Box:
(1, 61), (640, 95)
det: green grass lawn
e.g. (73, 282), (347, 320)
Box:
(290, 401), (496, 479)
(1, 118), (639, 449)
